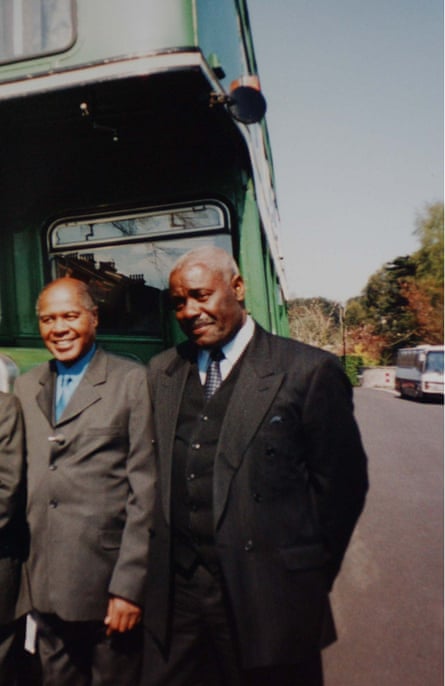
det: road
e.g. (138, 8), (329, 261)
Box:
(323, 388), (444, 686)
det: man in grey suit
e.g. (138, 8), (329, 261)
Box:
(0, 392), (26, 686)
(141, 247), (368, 686)
(15, 278), (156, 686)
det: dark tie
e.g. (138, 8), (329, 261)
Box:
(204, 348), (224, 400)
(56, 375), (72, 421)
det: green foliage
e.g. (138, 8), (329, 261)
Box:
(360, 256), (419, 355)
(413, 202), (444, 284)
(342, 355), (364, 387)
(351, 202), (444, 361)
(344, 298), (367, 327)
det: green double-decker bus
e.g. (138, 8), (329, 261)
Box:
(0, 0), (289, 385)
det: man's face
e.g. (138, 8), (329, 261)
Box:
(169, 262), (246, 348)
(38, 281), (98, 364)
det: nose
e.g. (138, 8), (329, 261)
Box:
(52, 317), (69, 333)
(180, 298), (200, 319)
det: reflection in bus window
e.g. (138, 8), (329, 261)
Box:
(51, 235), (231, 337)
(52, 205), (226, 248)
(0, 0), (75, 64)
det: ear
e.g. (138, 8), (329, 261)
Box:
(91, 306), (99, 328)
(231, 274), (245, 302)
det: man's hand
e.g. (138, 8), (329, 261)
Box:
(104, 596), (142, 636)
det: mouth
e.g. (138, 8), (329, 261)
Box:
(52, 340), (75, 350)
(190, 320), (213, 336)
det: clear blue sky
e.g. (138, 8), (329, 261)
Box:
(248, 0), (444, 302)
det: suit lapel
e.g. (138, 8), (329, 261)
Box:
(36, 362), (57, 426)
(57, 348), (106, 425)
(37, 349), (106, 428)
(214, 327), (285, 528)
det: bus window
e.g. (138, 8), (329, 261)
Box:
(426, 351), (444, 374)
(48, 203), (232, 338)
(0, 0), (75, 64)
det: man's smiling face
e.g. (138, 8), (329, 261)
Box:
(38, 279), (98, 364)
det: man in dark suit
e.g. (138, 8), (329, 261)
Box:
(142, 246), (368, 686)
(15, 277), (156, 686)
(0, 392), (26, 686)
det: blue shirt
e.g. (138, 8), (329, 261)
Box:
(55, 344), (97, 412)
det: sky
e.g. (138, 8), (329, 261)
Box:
(247, 0), (444, 303)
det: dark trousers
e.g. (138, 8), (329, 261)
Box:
(141, 565), (323, 686)
(0, 619), (25, 686)
(36, 612), (143, 686)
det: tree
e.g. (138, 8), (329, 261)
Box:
(288, 202), (444, 363)
(359, 256), (419, 358)
(413, 202), (444, 284)
(400, 278), (443, 344)
(287, 298), (341, 351)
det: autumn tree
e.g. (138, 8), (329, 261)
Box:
(346, 202), (444, 361)
(287, 202), (443, 364)
(399, 202), (444, 344)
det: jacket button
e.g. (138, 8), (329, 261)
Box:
(49, 500), (58, 508)
(244, 540), (254, 552)
(48, 434), (65, 445)
(253, 493), (262, 503)
(49, 464), (57, 471)
(192, 443), (201, 450)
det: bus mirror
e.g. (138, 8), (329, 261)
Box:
(228, 85), (267, 124)
(209, 75), (267, 125)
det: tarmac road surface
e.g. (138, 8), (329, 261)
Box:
(323, 387), (443, 686)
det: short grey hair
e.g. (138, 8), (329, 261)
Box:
(36, 278), (97, 315)
(170, 246), (240, 284)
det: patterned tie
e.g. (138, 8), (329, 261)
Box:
(55, 375), (72, 421)
(204, 348), (224, 400)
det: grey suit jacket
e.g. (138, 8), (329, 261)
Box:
(144, 324), (368, 668)
(15, 348), (156, 622)
(0, 392), (26, 624)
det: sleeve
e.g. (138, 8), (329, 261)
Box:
(108, 367), (157, 606)
(302, 356), (368, 589)
(0, 393), (25, 532)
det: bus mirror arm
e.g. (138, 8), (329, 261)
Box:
(209, 85), (267, 125)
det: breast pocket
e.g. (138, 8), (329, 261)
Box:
(251, 410), (307, 495)
(82, 425), (127, 451)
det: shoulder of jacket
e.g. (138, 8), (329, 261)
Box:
(15, 360), (50, 384)
(101, 350), (146, 376)
(148, 344), (186, 370)
(256, 326), (339, 368)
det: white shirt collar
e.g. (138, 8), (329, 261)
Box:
(198, 316), (255, 382)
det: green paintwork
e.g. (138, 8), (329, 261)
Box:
(0, 0), (288, 369)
